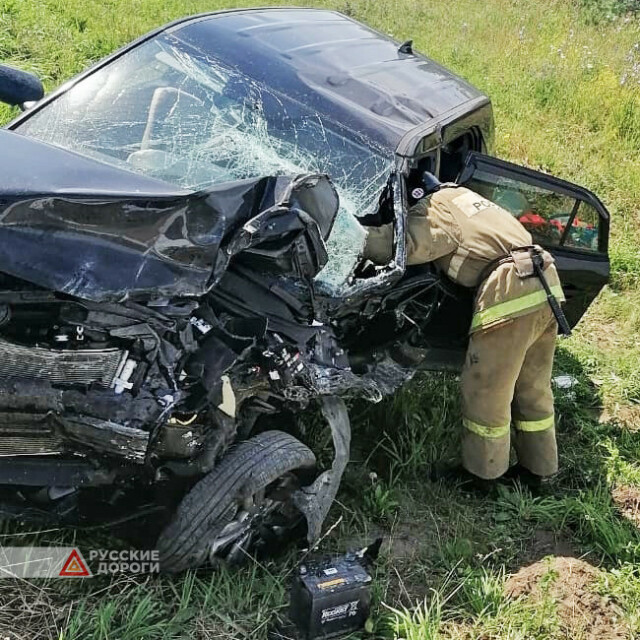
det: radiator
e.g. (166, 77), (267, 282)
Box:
(0, 412), (149, 461)
(0, 413), (63, 456)
(0, 337), (126, 387)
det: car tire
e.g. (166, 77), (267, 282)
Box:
(157, 430), (316, 573)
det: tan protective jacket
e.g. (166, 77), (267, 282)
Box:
(364, 186), (565, 333)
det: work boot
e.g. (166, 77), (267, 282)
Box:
(430, 464), (499, 496)
(503, 464), (556, 494)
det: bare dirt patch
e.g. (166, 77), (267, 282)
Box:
(612, 484), (640, 527)
(386, 522), (425, 559)
(598, 405), (640, 431)
(505, 556), (629, 640)
(521, 529), (577, 564)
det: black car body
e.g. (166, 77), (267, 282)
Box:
(0, 8), (609, 571)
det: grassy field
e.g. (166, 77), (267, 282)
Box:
(2, 0), (640, 638)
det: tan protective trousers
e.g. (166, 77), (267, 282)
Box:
(460, 305), (559, 480)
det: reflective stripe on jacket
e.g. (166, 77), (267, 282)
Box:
(363, 186), (565, 333)
(471, 260), (565, 332)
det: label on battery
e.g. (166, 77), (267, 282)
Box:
(317, 578), (346, 589)
(321, 601), (360, 624)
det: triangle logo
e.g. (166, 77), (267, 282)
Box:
(59, 548), (91, 577)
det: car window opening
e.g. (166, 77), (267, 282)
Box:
(440, 131), (478, 182)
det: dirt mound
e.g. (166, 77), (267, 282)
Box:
(612, 484), (640, 527)
(505, 557), (628, 640)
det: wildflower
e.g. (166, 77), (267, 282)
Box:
(620, 43), (640, 86)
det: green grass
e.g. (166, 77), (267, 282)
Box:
(2, 0), (640, 638)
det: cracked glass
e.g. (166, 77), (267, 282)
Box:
(17, 37), (394, 294)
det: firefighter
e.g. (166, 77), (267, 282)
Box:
(363, 172), (569, 481)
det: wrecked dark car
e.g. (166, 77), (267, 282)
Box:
(0, 8), (610, 571)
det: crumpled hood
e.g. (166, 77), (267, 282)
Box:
(0, 131), (339, 302)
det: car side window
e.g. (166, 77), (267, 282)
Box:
(464, 169), (601, 253)
(562, 201), (600, 251)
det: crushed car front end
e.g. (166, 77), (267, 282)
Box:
(0, 8), (502, 568)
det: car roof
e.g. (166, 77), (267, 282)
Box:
(166, 8), (487, 153)
(10, 8), (489, 156)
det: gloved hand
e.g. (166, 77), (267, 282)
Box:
(357, 212), (382, 227)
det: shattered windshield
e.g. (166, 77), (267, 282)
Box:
(16, 36), (393, 294)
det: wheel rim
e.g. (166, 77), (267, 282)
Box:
(208, 472), (302, 564)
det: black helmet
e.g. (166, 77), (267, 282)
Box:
(420, 171), (442, 195)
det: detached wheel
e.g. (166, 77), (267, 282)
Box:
(157, 430), (316, 573)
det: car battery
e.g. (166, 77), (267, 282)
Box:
(289, 551), (373, 639)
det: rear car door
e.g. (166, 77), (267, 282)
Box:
(458, 152), (610, 327)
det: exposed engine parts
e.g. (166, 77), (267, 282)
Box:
(0, 258), (438, 471)
(0, 159), (455, 562)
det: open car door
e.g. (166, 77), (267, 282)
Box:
(458, 152), (610, 327)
